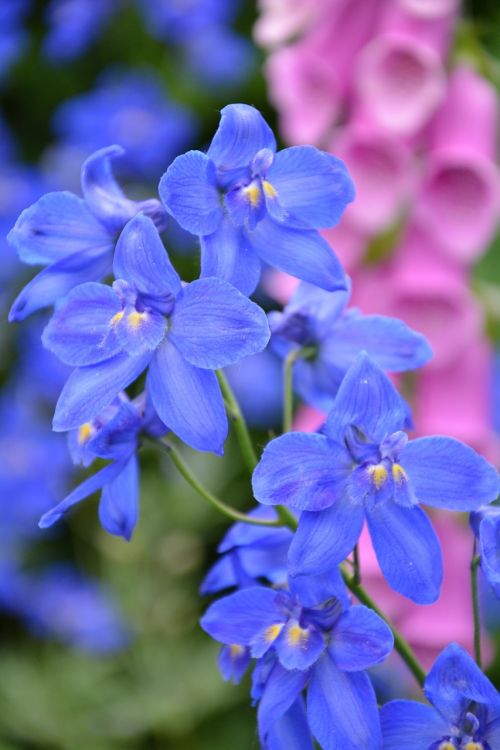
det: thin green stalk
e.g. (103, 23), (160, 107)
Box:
(162, 440), (280, 528)
(283, 349), (301, 434)
(341, 568), (426, 688)
(353, 544), (361, 586)
(217, 370), (258, 473)
(217, 370), (298, 532)
(471, 540), (482, 668)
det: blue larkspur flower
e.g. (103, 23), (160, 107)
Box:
(381, 643), (500, 750)
(270, 281), (433, 411)
(0, 0), (30, 85)
(18, 564), (129, 653)
(0, 395), (71, 549)
(159, 103), (355, 296)
(42, 213), (270, 453)
(43, 0), (116, 61)
(39, 391), (166, 539)
(53, 70), (197, 180)
(8, 145), (167, 321)
(201, 586), (393, 749)
(252, 353), (500, 604)
(136, 0), (237, 43)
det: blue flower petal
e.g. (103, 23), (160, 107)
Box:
(424, 643), (499, 727)
(200, 217), (262, 296)
(324, 352), (412, 445)
(252, 432), (350, 511)
(200, 586), (281, 645)
(266, 698), (315, 750)
(53, 352), (151, 431)
(266, 147), (355, 229)
(98, 454), (138, 540)
(147, 339), (227, 454)
(170, 277), (269, 369)
(293, 356), (345, 412)
(113, 213), (181, 297)
(207, 103), (276, 172)
(366, 502), (443, 604)
(200, 553), (246, 595)
(307, 651), (382, 750)
(249, 216), (347, 292)
(258, 663), (308, 743)
(380, 700), (450, 750)
(42, 282), (122, 366)
(288, 496), (364, 577)
(479, 512), (500, 584)
(114, 306), (166, 357)
(275, 620), (326, 671)
(159, 150), (222, 235)
(7, 191), (112, 265)
(290, 567), (349, 609)
(286, 281), (351, 335)
(81, 145), (167, 233)
(329, 606), (393, 671)
(39, 460), (125, 529)
(218, 507), (289, 553)
(324, 314), (432, 374)
(8, 246), (113, 322)
(217, 644), (251, 685)
(486, 710), (500, 747)
(401, 437), (500, 512)
(87, 400), (140, 460)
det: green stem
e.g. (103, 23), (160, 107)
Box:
(353, 544), (361, 586)
(162, 440), (280, 528)
(283, 349), (301, 434)
(341, 568), (426, 688)
(471, 540), (482, 668)
(217, 370), (258, 473)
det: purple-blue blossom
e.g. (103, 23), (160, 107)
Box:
(252, 353), (500, 604)
(270, 281), (433, 411)
(42, 213), (270, 453)
(39, 391), (166, 540)
(8, 145), (167, 321)
(381, 643), (500, 749)
(43, 0), (116, 61)
(53, 70), (197, 180)
(201, 585), (393, 749)
(159, 103), (355, 296)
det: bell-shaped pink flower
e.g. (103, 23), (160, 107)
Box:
(330, 123), (414, 233)
(414, 66), (499, 262)
(385, 227), (483, 368)
(266, 0), (381, 145)
(355, 32), (446, 136)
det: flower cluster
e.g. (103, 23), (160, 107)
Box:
(8, 102), (500, 749)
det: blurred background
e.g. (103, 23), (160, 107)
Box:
(0, 0), (499, 748)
